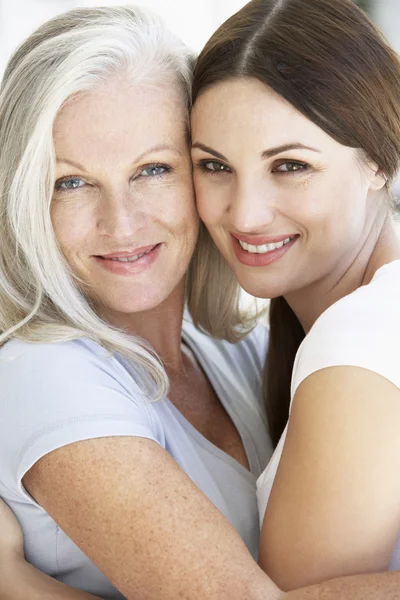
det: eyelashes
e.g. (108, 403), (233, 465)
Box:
(54, 163), (173, 194)
(139, 163), (172, 178)
(195, 159), (310, 177)
(54, 177), (85, 192)
(197, 160), (232, 175)
(273, 160), (310, 174)
(53, 157), (312, 195)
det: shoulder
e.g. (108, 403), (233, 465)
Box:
(0, 336), (139, 394)
(0, 337), (165, 500)
(1, 335), (108, 365)
(292, 260), (400, 396)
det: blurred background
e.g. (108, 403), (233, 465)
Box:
(0, 0), (398, 198)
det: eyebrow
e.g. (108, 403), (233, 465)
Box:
(262, 143), (320, 158)
(56, 144), (184, 171)
(191, 141), (320, 161)
(56, 157), (88, 172)
(191, 143), (229, 162)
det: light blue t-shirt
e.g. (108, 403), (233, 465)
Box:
(0, 318), (272, 599)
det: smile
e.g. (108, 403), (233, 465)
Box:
(94, 243), (162, 275)
(232, 234), (298, 267)
(239, 236), (295, 254)
(108, 248), (155, 263)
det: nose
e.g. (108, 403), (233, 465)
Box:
(229, 179), (276, 233)
(97, 187), (146, 239)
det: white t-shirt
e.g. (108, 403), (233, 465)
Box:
(257, 259), (400, 570)
(0, 317), (272, 599)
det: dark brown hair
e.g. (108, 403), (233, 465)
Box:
(192, 0), (400, 446)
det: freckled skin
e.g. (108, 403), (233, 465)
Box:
(52, 75), (199, 322)
(17, 76), (281, 600)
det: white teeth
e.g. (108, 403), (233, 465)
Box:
(239, 236), (294, 254)
(109, 248), (152, 262)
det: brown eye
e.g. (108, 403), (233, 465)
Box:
(201, 161), (231, 173)
(274, 161), (309, 173)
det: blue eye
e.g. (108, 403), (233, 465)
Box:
(55, 177), (85, 191)
(140, 164), (170, 178)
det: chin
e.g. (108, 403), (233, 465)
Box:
(93, 288), (171, 318)
(238, 275), (287, 301)
(107, 297), (166, 315)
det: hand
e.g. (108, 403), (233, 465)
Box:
(0, 498), (24, 563)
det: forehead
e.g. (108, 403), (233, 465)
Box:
(191, 77), (335, 150)
(53, 76), (188, 162)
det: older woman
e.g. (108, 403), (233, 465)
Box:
(1, 3), (400, 600)
(0, 6), (276, 599)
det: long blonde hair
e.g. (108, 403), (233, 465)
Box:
(0, 6), (195, 399)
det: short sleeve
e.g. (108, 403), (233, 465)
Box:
(258, 262), (400, 522)
(291, 263), (400, 398)
(0, 338), (165, 502)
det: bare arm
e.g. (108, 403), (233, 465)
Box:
(2, 479), (400, 600)
(22, 436), (281, 600)
(7, 565), (400, 600)
(0, 499), (101, 600)
(260, 366), (400, 591)
(286, 571), (400, 600)
(0, 560), (102, 600)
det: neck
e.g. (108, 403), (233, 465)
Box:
(101, 278), (187, 373)
(285, 210), (400, 333)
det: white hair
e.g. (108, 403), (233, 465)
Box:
(0, 5), (195, 399)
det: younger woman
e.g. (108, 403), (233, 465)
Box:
(191, 0), (400, 590)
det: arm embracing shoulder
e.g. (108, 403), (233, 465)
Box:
(259, 365), (400, 591)
(23, 436), (281, 600)
(285, 571), (400, 600)
(1, 561), (102, 600)
(0, 499), (100, 600)
(0, 339), (277, 600)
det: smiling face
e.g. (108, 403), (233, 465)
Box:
(191, 78), (385, 300)
(51, 75), (198, 321)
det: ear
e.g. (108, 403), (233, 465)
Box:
(366, 162), (387, 191)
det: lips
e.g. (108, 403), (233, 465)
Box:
(231, 233), (298, 267)
(238, 236), (295, 254)
(231, 232), (297, 246)
(97, 244), (160, 261)
(94, 243), (162, 275)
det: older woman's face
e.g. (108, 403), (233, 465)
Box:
(51, 76), (198, 318)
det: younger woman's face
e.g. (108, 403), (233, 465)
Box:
(191, 78), (385, 299)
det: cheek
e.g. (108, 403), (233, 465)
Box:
(284, 174), (343, 221)
(51, 200), (93, 257)
(296, 177), (367, 250)
(194, 178), (226, 227)
(153, 182), (199, 239)
(178, 182), (198, 222)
